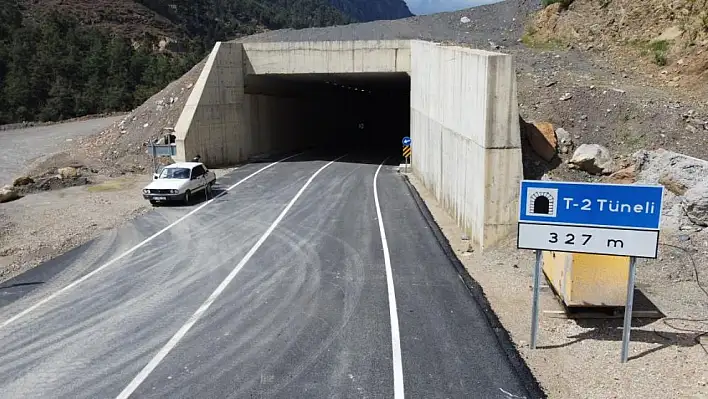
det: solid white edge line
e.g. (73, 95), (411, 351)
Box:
(373, 158), (405, 399)
(115, 154), (347, 399)
(0, 152), (305, 330)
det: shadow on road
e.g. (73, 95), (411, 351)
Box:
(246, 147), (404, 167)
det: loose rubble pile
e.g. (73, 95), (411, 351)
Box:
(73, 60), (205, 176)
(19, 59), (206, 181)
(526, 0), (708, 97)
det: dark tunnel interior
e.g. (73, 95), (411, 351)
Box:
(244, 72), (411, 164)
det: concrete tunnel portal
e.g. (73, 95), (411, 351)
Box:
(174, 39), (523, 249)
(244, 72), (411, 156)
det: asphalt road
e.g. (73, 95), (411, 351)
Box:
(0, 152), (541, 398)
(0, 116), (123, 185)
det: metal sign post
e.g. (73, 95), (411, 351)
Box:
(516, 180), (664, 361)
(621, 256), (638, 363)
(149, 142), (157, 173)
(530, 249), (542, 349)
(402, 146), (411, 172)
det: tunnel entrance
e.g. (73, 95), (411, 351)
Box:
(175, 39), (524, 248)
(244, 72), (410, 160)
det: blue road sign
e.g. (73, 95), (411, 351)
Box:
(518, 180), (664, 230)
(402, 136), (411, 146)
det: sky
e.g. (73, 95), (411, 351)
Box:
(404, 0), (502, 15)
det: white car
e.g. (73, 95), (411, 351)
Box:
(142, 162), (216, 205)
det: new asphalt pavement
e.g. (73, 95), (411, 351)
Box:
(0, 151), (543, 398)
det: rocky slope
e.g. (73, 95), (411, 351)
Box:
(525, 0), (708, 97)
(15, 0), (707, 181)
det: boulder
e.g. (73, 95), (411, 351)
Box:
(683, 182), (708, 226)
(605, 165), (636, 184)
(569, 144), (614, 175)
(527, 122), (558, 162)
(0, 185), (20, 203)
(634, 149), (708, 190)
(555, 127), (574, 154)
(12, 176), (34, 187)
(58, 167), (80, 179)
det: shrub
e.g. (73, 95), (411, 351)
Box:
(542, 0), (574, 8)
(648, 40), (669, 66)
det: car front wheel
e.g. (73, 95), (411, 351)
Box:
(183, 190), (191, 205)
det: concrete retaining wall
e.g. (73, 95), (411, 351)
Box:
(409, 40), (522, 249)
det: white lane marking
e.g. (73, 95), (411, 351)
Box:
(373, 158), (405, 398)
(115, 154), (346, 399)
(0, 153), (304, 330)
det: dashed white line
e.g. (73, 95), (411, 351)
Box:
(0, 152), (304, 330)
(115, 154), (346, 399)
(373, 158), (405, 399)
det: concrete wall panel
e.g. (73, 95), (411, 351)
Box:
(410, 40), (522, 249)
(242, 40), (411, 75)
(175, 42), (246, 166)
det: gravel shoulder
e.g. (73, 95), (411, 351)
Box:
(407, 172), (708, 399)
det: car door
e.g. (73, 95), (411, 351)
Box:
(190, 165), (206, 191)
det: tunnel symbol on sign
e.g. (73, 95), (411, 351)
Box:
(526, 188), (558, 218)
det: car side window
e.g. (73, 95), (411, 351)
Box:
(191, 166), (204, 179)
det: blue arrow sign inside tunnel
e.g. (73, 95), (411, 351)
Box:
(402, 136), (411, 146)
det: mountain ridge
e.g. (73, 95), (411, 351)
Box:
(0, 0), (412, 124)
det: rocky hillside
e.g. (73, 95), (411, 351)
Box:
(19, 0), (411, 47)
(525, 0), (708, 97)
(13, 0), (708, 194)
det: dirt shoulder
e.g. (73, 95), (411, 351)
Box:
(406, 172), (708, 399)
(0, 174), (152, 283)
(0, 168), (235, 284)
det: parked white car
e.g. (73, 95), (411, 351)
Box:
(142, 162), (216, 205)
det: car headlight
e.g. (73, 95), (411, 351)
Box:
(143, 189), (149, 194)
(170, 189), (179, 194)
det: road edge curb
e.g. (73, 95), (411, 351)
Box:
(401, 173), (547, 399)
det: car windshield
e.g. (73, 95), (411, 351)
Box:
(159, 167), (190, 179)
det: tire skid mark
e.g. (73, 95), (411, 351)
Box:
(139, 161), (381, 398)
(0, 160), (332, 398)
